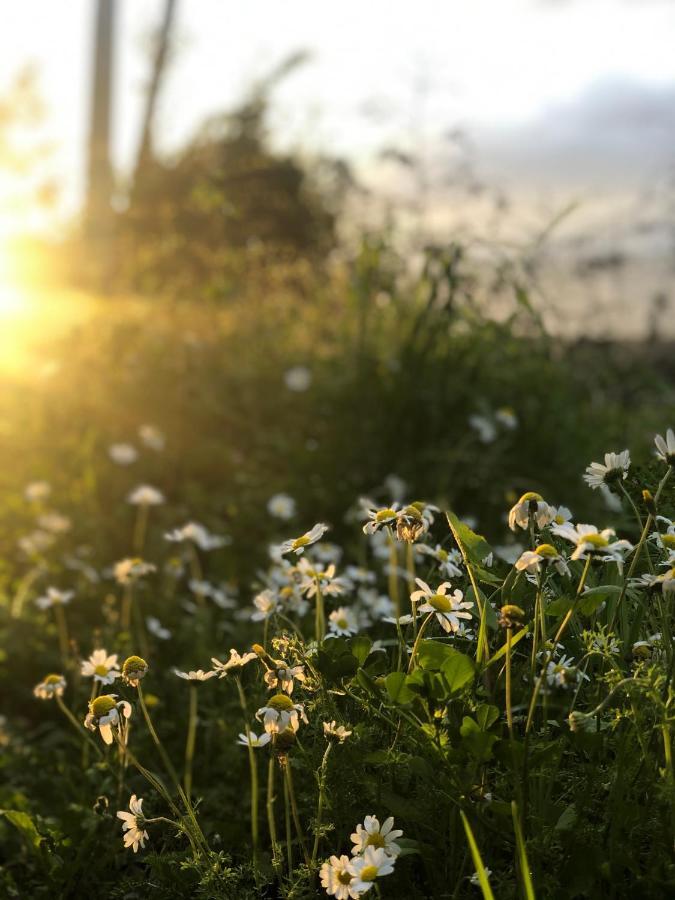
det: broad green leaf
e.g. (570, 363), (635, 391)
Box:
(416, 639), (456, 671)
(385, 671), (415, 704)
(440, 650), (475, 693)
(1, 809), (44, 854)
(350, 635), (372, 666)
(485, 624), (530, 668)
(460, 717), (498, 761)
(475, 703), (500, 730)
(446, 511), (492, 566)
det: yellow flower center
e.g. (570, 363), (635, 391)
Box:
(94, 664), (109, 676)
(429, 594), (452, 612)
(661, 534), (675, 548)
(360, 865), (379, 882)
(375, 508), (397, 523)
(293, 535), (310, 549)
(268, 693), (294, 711)
(122, 655), (148, 678)
(45, 673), (64, 684)
(518, 492), (543, 504)
(338, 871), (353, 885)
(437, 549), (448, 561)
(366, 832), (386, 849)
(336, 617), (348, 629)
(535, 543), (558, 558)
(91, 695), (116, 717)
(581, 533), (609, 549)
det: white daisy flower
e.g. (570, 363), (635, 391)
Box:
(515, 544), (570, 577)
(583, 450), (631, 489)
(173, 668), (217, 682)
(411, 579), (473, 634)
(81, 649), (121, 685)
(323, 720), (352, 742)
(348, 846), (397, 892)
(146, 616), (172, 640)
(84, 694), (132, 745)
(417, 543), (463, 578)
(25, 480), (51, 502)
(33, 673), (66, 700)
(211, 649), (257, 676)
(278, 523), (329, 556)
(237, 730), (271, 748)
(655, 428), (675, 466)
(35, 587), (74, 610)
(549, 505), (573, 526)
(345, 565), (377, 585)
(127, 484), (165, 506)
(311, 542), (344, 565)
(264, 663), (306, 695)
(116, 795), (149, 852)
(19, 530), (55, 556)
(508, 493), (554, 531)
(470, 867), (493, 886)
(545, 656), (587, 689)
(351, 815), (403, 857)
(138, 424), (165, 451)
(267, 493), (296, 520)
(37, 512), (71, 534)
(362, 506), (400, 535)
(113, 558), (156, 584)
(320, 854), (360, 899)
(284, 365), (312, 392)
(469, 414), (497, 444)
(251, 589), (280, 621)
(328, 606), (359, 636)
(256, 694), (308, 734)
(109, 443), (138, 465)
(297, 559), (350, 598)
(551, 523), (633, 565)
(164, 521), (230, 551)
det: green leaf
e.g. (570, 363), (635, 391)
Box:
(440, 650), (475, 693)
(446, 511), (492, 566)
(555, 804), (577, 832)
(349, 635), (372, 666)
(466, 584), (498, 630)
(578, 585), (622, 616)
(475, 703), (500, 730)
(1, 809), (44, 854)
(460, 812), (495, 900)
(545, 596), (574, 617)
(416, 639), (456, 671)
(460, 717), (498, 761)
(356, 667), (381, 695)
(511, 801), (536, 900)
(485, 624), (530, 668)
(385, 671), (415, 704)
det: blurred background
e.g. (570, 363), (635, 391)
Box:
(0, 0), (674, 568)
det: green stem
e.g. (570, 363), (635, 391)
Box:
(505, 627), (514, 738)
(234, 677), (259, 859)
(267, 756), (282, 876)
(284, 760), (311, 868)
(184, 684), (198, 800)
(283, 772), (293, 872)
(56, 695), (103, 759)
(407, 612), (434, 673)
(133, 503), (150, 554)
(311, 743), (332, 866)
(314, 577), (325, 642)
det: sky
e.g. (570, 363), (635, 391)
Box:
(1, 0), (675, 244)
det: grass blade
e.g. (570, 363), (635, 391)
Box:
(511, 801), (536, 900)
(460, 810), (495, 900)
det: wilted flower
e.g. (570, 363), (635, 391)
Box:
(349, 846), (397, 892)
(81, 649), (121, 685)
(127, 484), (165, 506)
(84, 694), (132, 745)
(395, 504), (428, 543)
(264, 663), (306, 694)
(411, 579), (473, 634)
(109, 443), (138, 465)
(117, 795), (149, 852)
(211, 648), (257, 676)
(498, 604), (525, 628)
(515, 543), (569, 576)
(278, 523), (329, 555)
(654, 428), (675, 466)
(323, 720), (352, 742)
(267, 493), (296, 520)
(256, 693), (308, 734)
(320, 855), (360, 899)
(351, 815), (403, 857)
(328, 606), (359, 636)
(508, 493), (554, 531)
(33, 673), (66, 700)
(122, 655), (148, 686)
(583, 450), (630, 489)
(35, 587), (74, 609)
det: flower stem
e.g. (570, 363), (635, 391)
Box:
(311, 743), (332, 866)
(133, 503), (150, 554)
(283, 759), (311, 868)
(56, 695), (103, 759)
(235, 677), (259, 859)
(283, 771), (293, 872)
(184, 684), (198, 800)
(267, 756), (282, 876)
(314, 577), (325, 642)
(407, 612), (434, 673)
(505, 627), (514, 738)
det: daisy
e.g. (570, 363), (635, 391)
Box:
(583, 450), (631, 489)
(508, 493), (554, 531)
(328, 606), (359, 636)
(113, 558), (156, 585)
(127, 484), (165, 506)
(251, 589), (280, 621)
(284, 365), (312, 392)
(121, 655), (148, 686)
(116, 795), (149, 852)
(545, 656), (586, 689)
(345, 565), (377, 585)
(362, 506), (399, 536)
(494, 544), (524, 565)
(35, 587), (74, 610)
(109, 443), (138, 465)
(470, 868), (493, 886)
(33, 673), (66, 700)
(237, 730), (271, 748)
(411, 579), (473, 633)
(138, 424), (165, 451)
(267, 493), (296, 520)
(323, 720), (352, 742)
(655, 428), (675, 466)
(297, 559), (350, 598)
(311, 542), (344, 565)
(515, 544), (569, 577)
(348, 846), (397, 892)
(549, 505), (573, 526)
(320, 855), (360, 899)
(256, 694), (308, 735)
(263, 663), (306, 695)
(164, 521), (230, 551)
(84, 694), (132, 745)
(146, 616), (172, 640)
(19, 530), (55, 555)
(469, 414), (497, 444)
(211, 648), (257, 677)
(416, 543), (463, 578)
(552, 522), (633, 565)
(351, 815), (403, 857)
(81, 649), (121, 685)
(38, 512), (71, 534)
(173, 668), (217, 682)
(278, 523), (329, 555)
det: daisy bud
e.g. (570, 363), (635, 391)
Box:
(122, 655), (149, 686)
(251, 644), (275, 669)
(642, 490), (657, 517)
(499, 604), (525, 628)
(91, 695), (117, 718)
